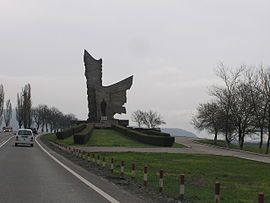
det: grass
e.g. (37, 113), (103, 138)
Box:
(85, 129), (153, 147)
(44, 130), (185, 148)
(94, 152), (270, 202)
(44, 134), (269, 201)
(197, 139), (269, 155)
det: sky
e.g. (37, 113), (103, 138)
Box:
(0, 0), (270, 137)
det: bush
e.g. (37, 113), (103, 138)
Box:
(128, 127), (161, 132)
(56, 124), (86, 139)
(112, 125), (175, 147)
(73, 124), (94, 145)
(141, 130), (171, 137)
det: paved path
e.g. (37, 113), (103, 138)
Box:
(0, 132), (145, 203)
(75, 136), (270, 164)
(175, 136), (270, 163)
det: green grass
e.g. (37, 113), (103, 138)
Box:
(172, 142), (185, 148)
(85, 129), (153, 147)
(44, 130), (185, 148)
(95, 152), (270, 202)
(197, 139), (269, 154)
(44, 134), (268, 201)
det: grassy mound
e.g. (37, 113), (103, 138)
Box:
(45, 129), (184, 148)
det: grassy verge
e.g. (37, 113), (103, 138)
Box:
(197, 139), (269, 155)
(94, 152), (270, 202)
(44, 130), (184, 148)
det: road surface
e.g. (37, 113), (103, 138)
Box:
(0, 132), (144, 203)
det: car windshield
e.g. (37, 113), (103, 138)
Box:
(18, 130), (32, 136)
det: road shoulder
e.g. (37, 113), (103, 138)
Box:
(38, 137), (159, 203)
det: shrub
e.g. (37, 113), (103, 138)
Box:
(56, 124), (86, 139)
(141, 130), (171, 137)
(73, 124), (94, 145)
(129, 127), (161, 132)
(112, 125), (175, 147)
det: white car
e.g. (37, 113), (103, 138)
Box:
(15, 129), (34, 147)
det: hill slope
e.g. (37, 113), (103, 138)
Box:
(161, 128), (197, 138)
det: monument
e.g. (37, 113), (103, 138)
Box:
(84, 50), (133, 124)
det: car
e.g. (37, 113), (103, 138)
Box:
(15, 129), (34, 147)
(3, 127), (13, 132)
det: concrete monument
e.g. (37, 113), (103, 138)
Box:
(84, 50), (133, 123)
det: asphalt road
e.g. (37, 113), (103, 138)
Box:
(0, 132), (144, 203)
(0, 131), (14, 143)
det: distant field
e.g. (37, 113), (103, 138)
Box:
(95, 152), (270, 202)
(197, 139), (269, 154)
(45, 129), (185, 148)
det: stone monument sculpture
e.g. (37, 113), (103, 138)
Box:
(84, 50), (133, 123)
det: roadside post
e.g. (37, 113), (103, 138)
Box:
(159, 169), (164, 192)
(215, 182), (220, 203)
(102, 157), (106, 167)
(131, 163), (135, 179)
(97, 155), (100, 166)
(179, 174), (185, 201)
(121, 161), (125, 177)
(258, 193), (264, 203)
(111, 158), (114, 173)
(144, 166), (148, 186)
(78, 150), (81, 158)
(87, 152), (91, 162)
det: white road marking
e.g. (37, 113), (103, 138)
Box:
(0, 136), (14, 148)
(35, 135), (120, 203)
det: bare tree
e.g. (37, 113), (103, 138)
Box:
(210, 63), (245, 146)
(258, 67), (270, 153)
(192, 102), (223, 144)
(48, 107), (63, 132)
(38, 105), (48, 132)
(194, 64), (270, 152)
(230, 82), (255, 149)
(246, 68), (268, 149)
(4, 99), (12, 127)
(131, 110), (144, 127)
(32, 104), (76, 132)
(32, 107), (42, 131)
(62, 113), (77, 129)
(142, 110), (166, 128)
(0, 84), (4, 127)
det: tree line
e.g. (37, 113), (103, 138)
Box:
(0, 83), (76, 132)
(192, 64), (270, 153)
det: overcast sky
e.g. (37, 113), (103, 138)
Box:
(1, 0), (270, 137)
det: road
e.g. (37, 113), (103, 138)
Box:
(175, 136), (270, 163)
(0, 132), (144, 203)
